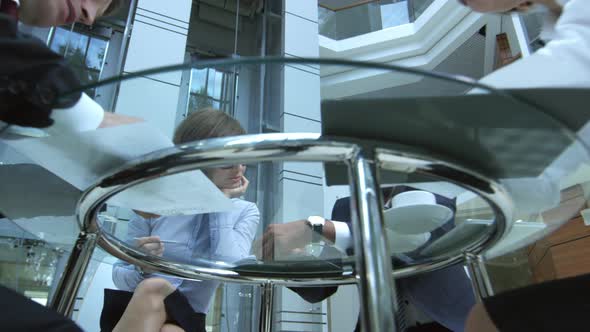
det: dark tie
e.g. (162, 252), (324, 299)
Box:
(0, 1), (18, 19)
(396, 294), (408, 331)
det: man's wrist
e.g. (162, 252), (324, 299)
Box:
(306, 216), (325, 244)
(323, 220), (336, 243)
(302, 218), (340, 245)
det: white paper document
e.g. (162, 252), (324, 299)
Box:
(0, 164), (80, 219)
(109, 171), (231, 216)
(3, 123), (232, 216)
(11, 215), (80, 245)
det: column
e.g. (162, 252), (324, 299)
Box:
(276, 1), (327, 331)
(115, 0), (192, 138)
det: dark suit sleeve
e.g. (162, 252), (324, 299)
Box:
(483, 273), (590, 332)
(331, 197), (352, 223)
(287, 284), (339, 304)
(0, 285), (83, 332)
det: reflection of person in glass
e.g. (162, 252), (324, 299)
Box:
(101, 109), (260, 332)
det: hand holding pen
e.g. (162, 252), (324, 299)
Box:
(134, 236), (180, 257)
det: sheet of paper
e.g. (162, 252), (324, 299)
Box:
(3, 123), (232, 216)
(0, 164), (80, 219)
(108, 171), (231, 216)
(11, 215), (80, 245)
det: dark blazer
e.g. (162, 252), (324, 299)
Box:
(293, 186), (474, 332)
(0, 285), (82, 332)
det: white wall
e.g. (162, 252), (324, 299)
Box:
(115, 0), (193, 138)
(279, 0), (322, 227)
(328, 285), (360, 332)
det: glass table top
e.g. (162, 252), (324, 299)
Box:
(1, 57), (589, 283)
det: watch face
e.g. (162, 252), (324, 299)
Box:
(308, 215), (325, 225)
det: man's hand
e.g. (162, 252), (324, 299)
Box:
(222, 175), (249, 198)
(99, 112), (142, 128)
(252, 220), (312, 260)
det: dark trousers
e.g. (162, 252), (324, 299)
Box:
(0, 285), (82, 332)
(485, 273), (590, 332)
(100, 288), (206, 332)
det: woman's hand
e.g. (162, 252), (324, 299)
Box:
(222, 175), (249, 198)
(133, 210), (161, 219)
(135, 236), (165, 257)
(99, 112), (142, 128)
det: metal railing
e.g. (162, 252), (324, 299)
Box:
(319, 0), (436, 40)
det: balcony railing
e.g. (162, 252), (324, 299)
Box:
(319, 0), (435, 40)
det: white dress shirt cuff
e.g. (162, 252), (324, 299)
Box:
(47, 93), (104, 135)
(332, 220), (352, 253)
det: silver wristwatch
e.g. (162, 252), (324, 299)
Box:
(306, 215), (325, 243)
(306, 216), (325, 256)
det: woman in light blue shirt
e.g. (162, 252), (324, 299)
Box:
(100, 109), (260, 332)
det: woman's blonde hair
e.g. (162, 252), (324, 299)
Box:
(173, 107), (246, 144)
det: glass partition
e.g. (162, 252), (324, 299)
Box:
(2, 57), (589, 332)
(319, 0), (435, 40)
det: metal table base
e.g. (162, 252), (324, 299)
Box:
(48, 134), (511, 332)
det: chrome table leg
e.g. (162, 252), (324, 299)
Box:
(259, 283), (275, 332)
(349, 153), (397, 332)
(49, 232), (98, 316)
(465, 253), (494, 301)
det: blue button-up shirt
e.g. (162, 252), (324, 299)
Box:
(112, 198), (259, 313)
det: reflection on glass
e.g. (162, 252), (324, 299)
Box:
(207, 70), (221, 100)
(86, 37), (107, 70)
(29, 57), (589, 331)
(251, 176), (496, 268)
(100, 109), (260, 331)
(189, 68), (207, 95)
(49, 27), (108, 98)
(0, 237), (60, 290)
(0, 228), (69, 306)
(247, 176), (490, 331)
(381, 1), (410, 29)
(409, 0), (435, 21)
(318, 0), (434, 40)
(188, 68), (231, 116)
